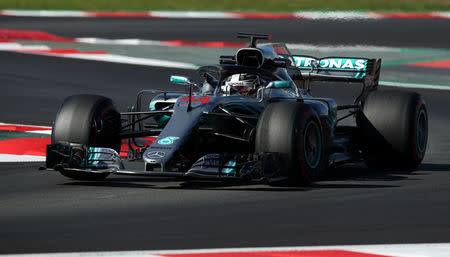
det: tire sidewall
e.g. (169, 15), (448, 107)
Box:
(291, 107), (323, 183)
(256, 102), (324, 184)
(409, 98), (428, 165)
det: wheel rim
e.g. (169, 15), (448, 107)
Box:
(303, 121), (321, 169)
(416, 108), (428, 154)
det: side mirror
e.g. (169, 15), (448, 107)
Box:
(266, 81), (290, 88)
(169, 75), (200, 112)
(170, 75), (192, 85)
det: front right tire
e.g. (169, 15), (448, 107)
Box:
(51, 94), (122, 180)
(255, 102), (325, 185)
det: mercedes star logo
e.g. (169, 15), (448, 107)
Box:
(147, 151), (165, 159)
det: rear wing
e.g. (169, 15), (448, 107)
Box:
(265, 41), (382, 104)
(292, 55), (381, 83)
(291, 55), (382, 104)
(270, 44), (381, 85)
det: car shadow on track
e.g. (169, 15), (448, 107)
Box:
(322, 163), (410, 181)
(59, 163), (448, 191)
(313, 162), (449, 189)
(418, 163), (450, 172)
(61, 179), (309, 192)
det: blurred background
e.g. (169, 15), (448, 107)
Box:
(1, 0), (449, 11)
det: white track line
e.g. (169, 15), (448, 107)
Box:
(0, 10), (88, 17)
(0, 154), (45, 162)
(0, 42), (50, 51)
(59, 53), (199, 69)
(380, 81), (450, 91)
(1, 42), (199, 69)
(24, 130), (52, 135)
(437, 11), (450, 19)
(150, 11), (232, 19)
(75, 37), (167, 46)
(74, 37), (403, 52)
(286, 43), (402, 52)
(294, 11), (381, 20)
(0, 122), (51, 129)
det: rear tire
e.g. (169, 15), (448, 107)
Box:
(52, 94), (121, 180)
(255, 102), (325, 185)
(357, 90), (428, 170)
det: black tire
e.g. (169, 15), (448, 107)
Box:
(52, 94), (121, 180)
(255, 102), (325, 185)
(357, 90), (428, 170)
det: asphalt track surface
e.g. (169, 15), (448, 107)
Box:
(1, 17), (450, 48)
(1, 18), (450, 254)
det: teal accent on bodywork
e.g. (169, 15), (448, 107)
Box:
(271, 81), (290, 88)
(293, 56), (367, 72)
(149, 101), (156, 111)
(222, 160), (236, 177)
(88, 147), (99, 165)
(149, 101), (171, 125)
(170, 75), (189, 84)
(158, 136), (179, 145)
(157, 115), (171, 126)
(354, 72), (365, 79)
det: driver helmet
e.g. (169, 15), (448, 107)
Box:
(222, 74), (260, 96)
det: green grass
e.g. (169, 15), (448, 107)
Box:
(0, 0), (449, 12)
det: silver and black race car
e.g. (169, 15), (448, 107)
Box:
(44, 33), (428, 185)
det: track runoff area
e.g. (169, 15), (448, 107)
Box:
(1, 10), (449, 257)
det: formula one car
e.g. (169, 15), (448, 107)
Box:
(44, 33), (428, 185)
